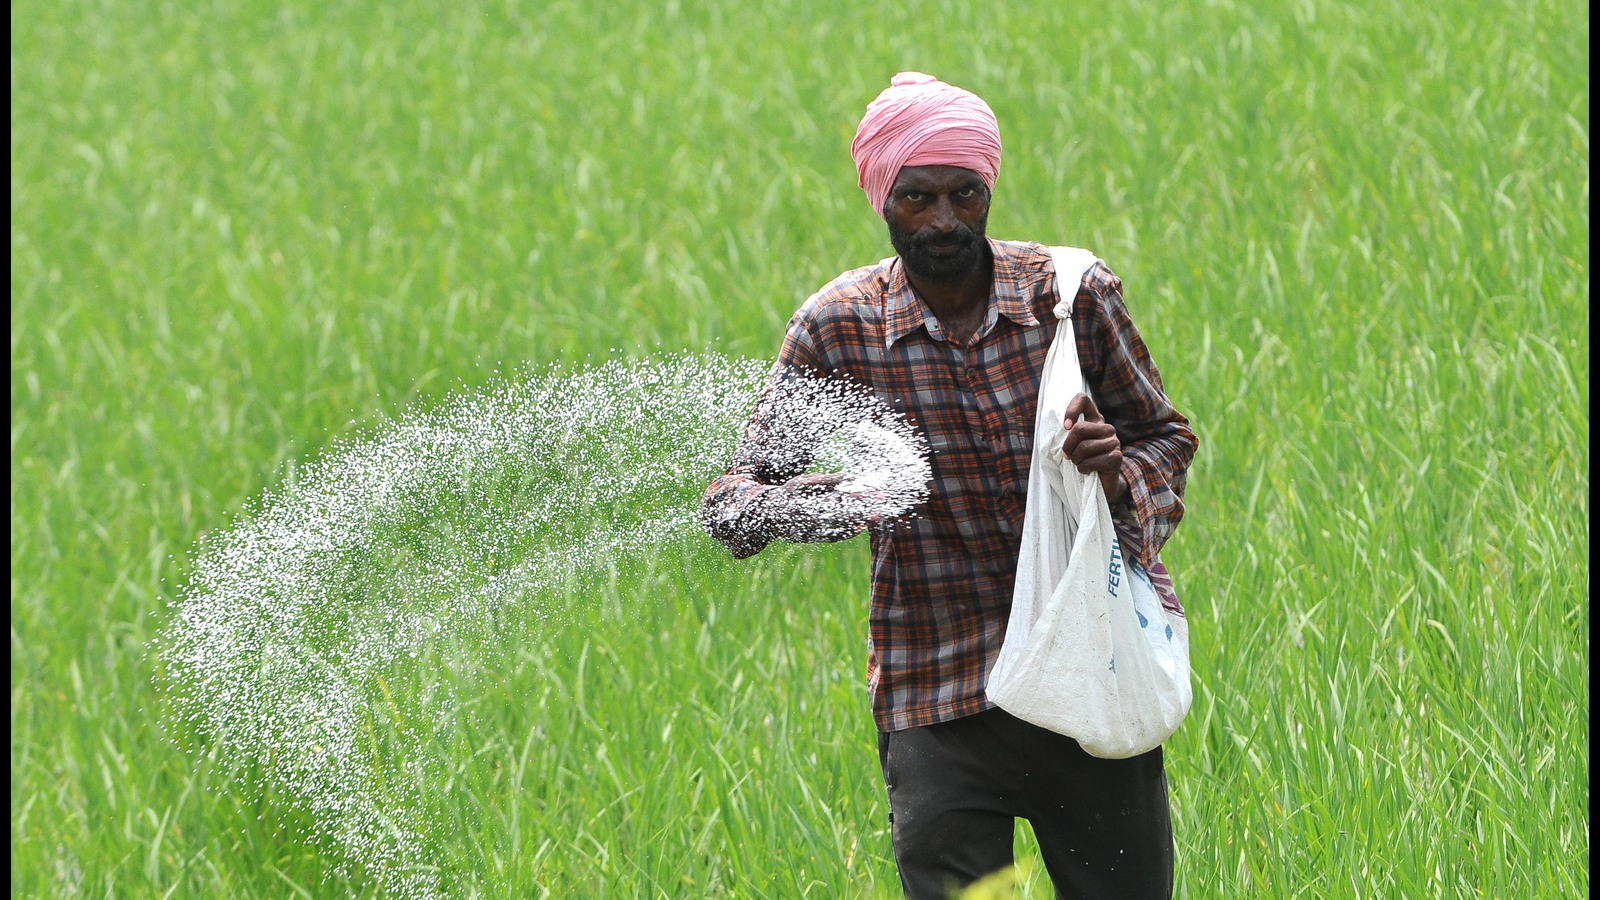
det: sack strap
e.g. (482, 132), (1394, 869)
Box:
(1043, 245), (1102, 405)
(1047, 246), (1102, 321)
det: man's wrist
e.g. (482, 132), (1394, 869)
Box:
(1103, 471), (1129, 507)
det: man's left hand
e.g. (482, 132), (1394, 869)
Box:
(1062, 393), (1126, 503)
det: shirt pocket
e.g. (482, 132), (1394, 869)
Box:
(998, 405), (1038, 455)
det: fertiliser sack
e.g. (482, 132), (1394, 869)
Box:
(985, 246), (1192, 760)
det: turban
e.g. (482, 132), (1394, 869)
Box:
(851, 72), (1003, 219)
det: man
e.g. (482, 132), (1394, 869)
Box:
(702, 72), (1197, 899)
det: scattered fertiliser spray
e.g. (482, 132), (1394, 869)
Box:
(153, 352), (930, 898)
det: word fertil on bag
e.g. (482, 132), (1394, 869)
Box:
(1107, 535), (1123, 599)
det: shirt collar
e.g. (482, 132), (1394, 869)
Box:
(882, 238), (1043, 349)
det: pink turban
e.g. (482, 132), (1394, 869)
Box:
(851, 72), (1003, 219)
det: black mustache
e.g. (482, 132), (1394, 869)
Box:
(911, 228), (979, 249)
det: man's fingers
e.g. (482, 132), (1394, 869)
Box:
(1061, 421), (1116, 457)
(1062, 392), (1104, 428)
(1062, 394), (1083, 427)
(1063, 418), (1122, 474)
(783, 472), (849, 492)
(766, 473), (885, 545)
(1062, 420), (1116, 442)
(1069, 444), (1123, 474)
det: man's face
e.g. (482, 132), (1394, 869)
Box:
(884, 165), (991, 282)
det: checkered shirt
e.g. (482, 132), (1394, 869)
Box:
(703, 238), (1197, 732)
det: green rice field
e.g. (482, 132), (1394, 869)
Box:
(10, 0), (1588, 896)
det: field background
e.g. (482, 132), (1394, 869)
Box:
(10, 0), (1588, 897)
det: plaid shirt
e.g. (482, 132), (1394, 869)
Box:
(703, 238), (1197, 732)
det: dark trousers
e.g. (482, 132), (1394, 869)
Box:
(877, 708), (1173, 900)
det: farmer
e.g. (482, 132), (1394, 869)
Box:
(702, 72), (1197, 899)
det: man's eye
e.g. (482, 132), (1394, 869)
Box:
(905, 192), (927, 202)
(956, 188), (977, 199)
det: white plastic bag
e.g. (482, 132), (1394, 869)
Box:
(985, 246), (1192, 759)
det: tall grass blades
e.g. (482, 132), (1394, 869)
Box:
(11, 0), (1586, 895)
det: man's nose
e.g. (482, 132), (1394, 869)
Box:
(927, 196), (958, 232)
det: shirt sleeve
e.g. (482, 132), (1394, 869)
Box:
(700, 311), (829, 559)
(1073, 263), (1198, 569)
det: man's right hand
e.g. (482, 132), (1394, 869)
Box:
(757, 472), (883, 544)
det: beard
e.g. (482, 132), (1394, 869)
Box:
(886, 210), (990, 282)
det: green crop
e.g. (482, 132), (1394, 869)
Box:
(11, 0), (1587, 896)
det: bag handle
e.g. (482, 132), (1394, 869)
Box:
(1047, 246), (1102, 322)
(1042, 245), (1103, 412)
